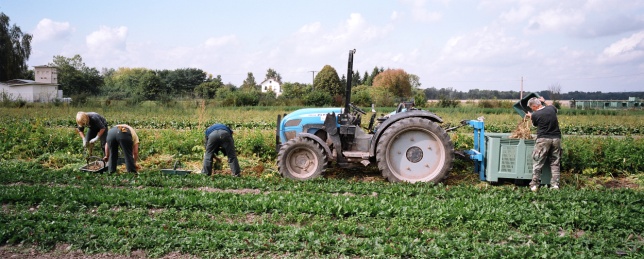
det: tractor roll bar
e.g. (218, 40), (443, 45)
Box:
(344, 49), (356, 115)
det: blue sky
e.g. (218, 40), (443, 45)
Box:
(2, 0), (644, 93)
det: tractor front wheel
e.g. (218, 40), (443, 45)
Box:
(376, 117), (454, 183)
(277, 137), (327, 180)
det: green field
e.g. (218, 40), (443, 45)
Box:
(1, 103), (643, 258)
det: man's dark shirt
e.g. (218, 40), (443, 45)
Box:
(77, 112), (108, 132)
(530, 105), (561, 139)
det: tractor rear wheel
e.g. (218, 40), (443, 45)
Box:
(376, 117), (453, 183)
(277, 137), (327, 180)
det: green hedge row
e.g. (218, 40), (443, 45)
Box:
(452, 133), (644, 176)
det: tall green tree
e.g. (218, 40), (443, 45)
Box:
(0, 12), (32, 81)
(136, 70), (164, 100)
(158, 68), (206, 96)
(365, 66), (382, 86)
(362, 71), (369, 86)
(103, 67), (149, 98)
(50, 55), (102, 95)
(314, 65), (342, 99)
(351, 85), (372, 107)
(265, 68), (282, 83)
(412, 88), (427, 108)
(281, 82), (311, 99)
(240, 72), (258, 91)
(408, 74), (421, 89)
(351, 70), (361, 87)
(339, 74), (347, 91)
(303, 90), (333, 106)
(194, 75), (224, 99)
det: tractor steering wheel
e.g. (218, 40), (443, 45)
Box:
(350, 103), (366, 115)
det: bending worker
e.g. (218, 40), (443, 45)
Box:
(202, 123), (240, 177)
(76, 111), (108, 156)
(103, 124), (140, 173)
(525, 96), (561, 191)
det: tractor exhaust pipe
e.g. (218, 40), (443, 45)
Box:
(344, 49), (356, 115)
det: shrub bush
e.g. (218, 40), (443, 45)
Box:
(303, 90), (332, 106)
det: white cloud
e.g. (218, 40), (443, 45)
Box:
(600, 31), (644, 63)
(411, 9), (442, 23)
(86, 26), (128, 52)
(348, 13), (365, 27)
(204, 35), (238, 48)
(298, 22), (321, 34)
(439, 27), (530, 66)
(33, 19), (73, 42)
(391, 11), (399, 21)
(342, 13), (393, 41)
(513, 2), (643, 38)
(401, 0), (442, 23)
(500, 5), (534, 23)
(289, 13), (393, 57)
(526, 8), (585, 34)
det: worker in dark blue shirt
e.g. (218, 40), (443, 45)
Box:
(202, 123), (240, 177)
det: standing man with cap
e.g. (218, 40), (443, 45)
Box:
(525, 96), (562, 191)
(202, 123), (241, 177)
(75, 111), (108, 156)
(103, 124), (140, 173)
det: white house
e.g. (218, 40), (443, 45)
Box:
(0, 66), (61, 102)
(260, 77), (282, 97)
(34, 65), (58, 84)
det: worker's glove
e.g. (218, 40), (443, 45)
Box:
(83, 139), (88, 147)
(89, 137), (99, 144)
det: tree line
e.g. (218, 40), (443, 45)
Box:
(423, 87), (644, 102)
(41, 54), (424, 107)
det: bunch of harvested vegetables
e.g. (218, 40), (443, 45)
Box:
(509, 117), (533, 139)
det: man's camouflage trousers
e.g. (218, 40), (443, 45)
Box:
(530, 138), (561, 187)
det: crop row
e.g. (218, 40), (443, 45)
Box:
(2, 105), (643, 135)
(0, 116), (276, 130)
(1, 164), (642, 257)
(6, 117), (643, 135)
(3, 121), (643, 177)
(483, 123), (643, 135)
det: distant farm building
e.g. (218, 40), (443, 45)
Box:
(571, 97), (643, 110)
(260, 77), (282, 97)
(0, 65), (63, 103)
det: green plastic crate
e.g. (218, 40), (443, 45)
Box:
(513, 92), (540, 118)
(485, 133), (551, 184)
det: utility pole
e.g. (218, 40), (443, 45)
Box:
(520, 76), (523, 99)
(309, 71), (317, 90)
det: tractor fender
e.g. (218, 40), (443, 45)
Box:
(297, 133), (334, 160)
(369, 110), (444, 157)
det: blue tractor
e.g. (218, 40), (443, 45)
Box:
(276, 49), (454, 182)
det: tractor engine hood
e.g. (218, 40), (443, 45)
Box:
(281, 108), (343, 124)
(279, 107), (343, 143)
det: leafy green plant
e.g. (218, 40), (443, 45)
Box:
(1, 165), (642, 258)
